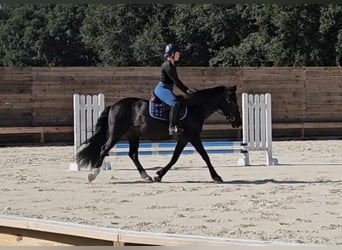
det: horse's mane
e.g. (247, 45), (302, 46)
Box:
(178, 86), (226, 106)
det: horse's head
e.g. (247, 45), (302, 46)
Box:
(219, 86), (242, 128)
(179, 85), (242, 128)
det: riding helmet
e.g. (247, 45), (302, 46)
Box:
(165, 44), (179, 56)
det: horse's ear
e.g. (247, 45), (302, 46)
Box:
(228, 85), (237, 92)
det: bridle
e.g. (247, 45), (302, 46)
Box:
(216, 95), (238, 122)
(188, 87), (239, 122)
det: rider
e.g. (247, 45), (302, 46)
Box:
(154, 43), (193, 135)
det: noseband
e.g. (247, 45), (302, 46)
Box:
(216, 97), (238, 122)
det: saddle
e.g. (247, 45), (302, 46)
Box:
(149, 92), (187, 121)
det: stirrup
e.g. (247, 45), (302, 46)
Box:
(169, 126), (178, 135)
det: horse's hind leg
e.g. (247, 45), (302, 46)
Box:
(189, 135), (223, 183)
(154, 137), (188, 182)
(88, 132), (123, 183)
(88, 132), (122, 183)
(88, 112), (130, 183)
(126, 131), (153, 182)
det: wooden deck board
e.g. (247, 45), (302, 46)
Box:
(0, 215), (314, 247)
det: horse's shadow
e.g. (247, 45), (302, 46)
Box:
(209, 178), (341, 185)
(107, 163), (342, 185)
(108, 178), (342, 185)
(114, 163), (342, 171)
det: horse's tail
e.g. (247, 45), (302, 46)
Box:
(76, 106), (111, 169)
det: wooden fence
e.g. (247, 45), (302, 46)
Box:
(1, 67), (342, 143)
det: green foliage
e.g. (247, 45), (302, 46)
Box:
(172, 4), (257, 66)
(0, 5), (48, 66)
(0, 4), (97, 66)
(267, 5), (322, 66)
(42, 4), (98, 66)
(319, 5), (342, 66)
(211, 4), (330, 67)
(0, 4), (341, 67)
(82, 5), (136, 66)
(210, 33), (271, 66)
(131, 5), (174, 66)
(82, 4), (171, 66)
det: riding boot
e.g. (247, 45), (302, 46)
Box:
(169, 102), (180, 135)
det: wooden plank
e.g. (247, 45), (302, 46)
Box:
(204, 122), (342, 130)
(0, 111), (33, 126)
(241, 83), (305, 89)
(31, 67), (160, 77)
(0, 127), (42, 134)
(306, 67), (342, 76)
(0, 215), (308, 247)
(204, 123), (303, 130)
(0, 103), (72, 109)
(31, 84), (155, 92)
(302, 122), (342, 129)
(0, 231), (71, 246)
(0, 94), (32, 99)
(0, 127), (73, 134)
(0, 223), (115, 246)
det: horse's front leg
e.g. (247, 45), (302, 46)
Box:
(154, 137), (188, 182)
(190, 136), (223, 183)
(127, 131), (153, 182)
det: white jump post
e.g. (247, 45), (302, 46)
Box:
(238, 93), (278, 166)
(69, 93), (109, 171)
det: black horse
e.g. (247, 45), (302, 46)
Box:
(76, 85), (242, 183)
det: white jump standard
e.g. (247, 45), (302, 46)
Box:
(239, 93), (278, 166)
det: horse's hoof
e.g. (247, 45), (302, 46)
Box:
(88, 173), (96, 183)
(144, 176), (153, 183)
(153, 176), (162, 182)
(213, 176), (223, 183)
